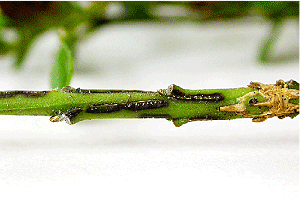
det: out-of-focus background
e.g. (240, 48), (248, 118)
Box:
(0, 2), (299, 198)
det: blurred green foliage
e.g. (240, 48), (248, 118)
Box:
(0, 1), (298, 88)
(250, 1), (299, 62)
(122, 1), (154, 20)
(252, 1), (299, 19)
(0, 8), (9, 55)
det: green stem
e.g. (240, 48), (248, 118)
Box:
(0, 80), (298, 127)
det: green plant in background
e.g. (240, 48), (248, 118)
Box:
(0, 2), (298, 82)
(0, 1), (110, 89)
(0, 2), (108, 69)
(0, 2), (298, 65)
(251, 1), (299, 62)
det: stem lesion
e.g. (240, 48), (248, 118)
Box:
(0, 80), (299, 126)
(220, 80), (299, 122)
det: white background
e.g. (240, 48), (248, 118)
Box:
(0, 18), (299, 198)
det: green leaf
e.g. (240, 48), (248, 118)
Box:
(122, 2), (154, 20)
(251, 1), (298, 19)
(51, 40), (74, 90)
(0, 37), (10, 55)
(0, 7), (10, 55)
(0, 9), (4, 28)
(252, 1), (285, 11)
